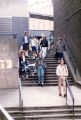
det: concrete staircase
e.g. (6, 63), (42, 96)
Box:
(6, 105), (81, 120)
(21, 47), (74, 86)
(5, 48), (81, 120)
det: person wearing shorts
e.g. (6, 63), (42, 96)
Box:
(31, 36), (37, 58)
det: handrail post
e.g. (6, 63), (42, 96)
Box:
(0, 104), (14, 120)
(66, 81), (67, 105)
(73, 99), (74, 120)
(19, 78), (24, 119)
(19, 78), (23, 107)
(65, 78), (75, 120)
(75, 67), (76, 75)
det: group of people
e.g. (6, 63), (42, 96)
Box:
(19, 32), (69, 97)
(19, 32), (48, 86)
(20, 32), (48, 59)
(19, 51), (46, 86)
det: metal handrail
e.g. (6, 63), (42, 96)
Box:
(0, 104), (13, 120)
(19, 78), (23, 107)
(64, 41), (77, 74)
(65, 78), (75, 120)
(64, 7), (81, 21)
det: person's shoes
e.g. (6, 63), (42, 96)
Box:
(64, 94), (66, 97)
(59, 93), (61, 96)
(31, 73), (34, 76)
(41, 83), (44, 86)
(26, 74), (28, 78)
(38, 82), (40, 86)
(25, 56), (28, 59)
(32, 56), (35, 59)
(22, 75), (25, 78)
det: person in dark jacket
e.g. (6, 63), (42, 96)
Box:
(19, 51), (36, 78)
(22, 32), (30, 57)
(19, 51), (29, 78)
(36, 53), (46, 86)
(55, 38), (65, 60)
(40, 36), (48, 58)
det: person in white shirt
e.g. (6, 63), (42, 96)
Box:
(30, 36), (38, 58)
(56, 58), (68, 97)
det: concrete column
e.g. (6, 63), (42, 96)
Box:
(0, 39), (19, 89)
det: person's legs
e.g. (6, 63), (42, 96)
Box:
(45, 47), (47, 57)
(33, 52), (35, 58)
(43, 47), (47, 58)
(63, 77), (66, 97)
(59, 52), (63, 60)
(60, 53), (63, 59)
(32, 46), (37, 58)
(32, 46), (35, 58)
(41, 47), (44, 58)
(58, 77), (62, 95)
(41, 47), (47, 58)
(23, 43), (29, 57)
(37, 67), (41, 84)
(25, 50), (28, 57)
(40, 67), (44, 85)
(56, 52), (60, 60)
(35, 46), (37, 57)
(58, 53), (61, 60)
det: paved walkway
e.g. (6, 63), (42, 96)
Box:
(0, 86), (81, 107)
(0, 89), (19, 107)
(22, 86), (81, 107)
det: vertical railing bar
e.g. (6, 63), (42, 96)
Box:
(65, 78), (75, 120)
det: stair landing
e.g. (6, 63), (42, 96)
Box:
(0, 86), (81, 107)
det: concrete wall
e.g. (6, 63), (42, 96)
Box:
(0, 0), (28, 17)
(12, 17), (29, 48)
(0, 39), (19, 89)
(0, 0), (29, 88)
(54, 0), (81, 75)
(0, 17), (12, 37)
(29, 18), (53, 31)
(0, 0), (29, 46)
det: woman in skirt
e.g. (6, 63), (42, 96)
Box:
(23, 32), (30, 57)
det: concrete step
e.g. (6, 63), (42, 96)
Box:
(8, 108), (81, 115)
(46, 65), (58, 67)
(22, 113), (81, 120)
(21, 77), (73, 81)
(6, 106), (81, 120)
(22, 78), (73, 82)
(21, 82), (74, 87)
(6, 105), (81, 111)
(46, 64), (58, 66)
(9, 112), (81, 119)
(46, 67), (57, 69)
(21, 76), (72, 79)
(21, 79), (73, 84)
(46, 59), (57, 61)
